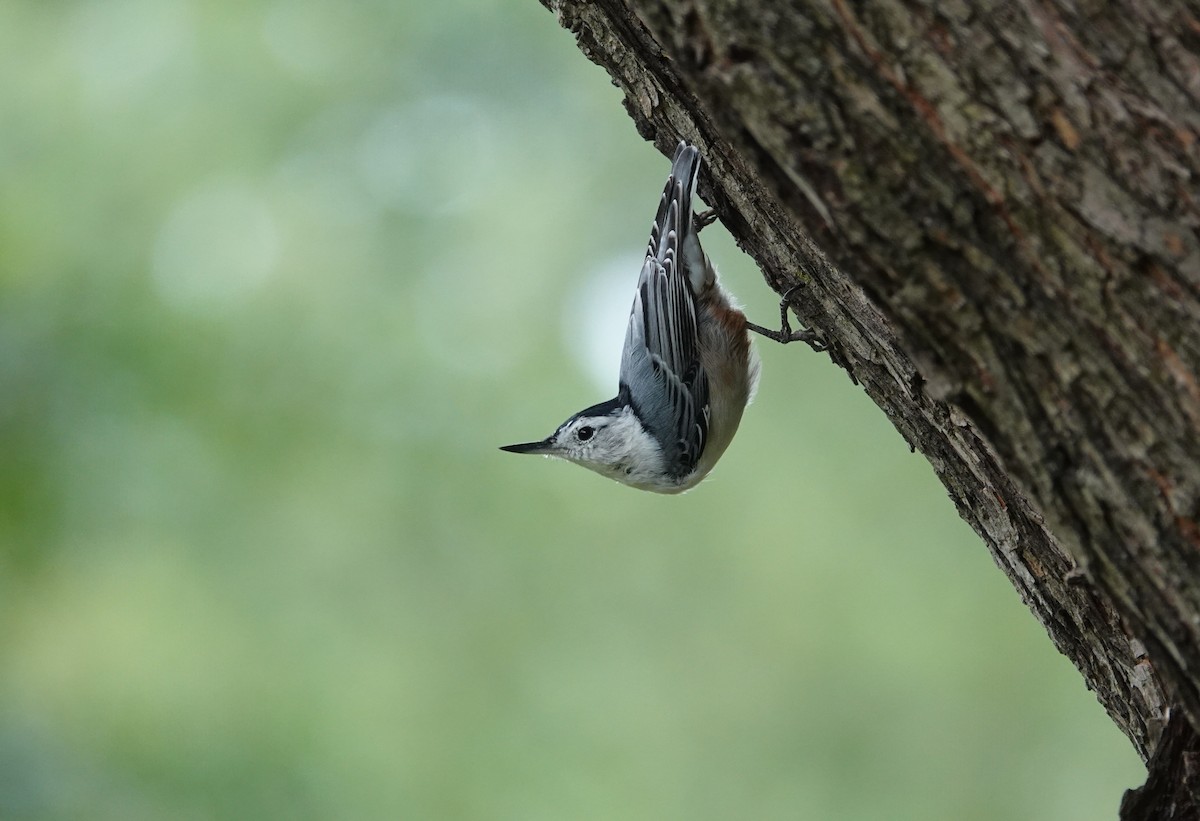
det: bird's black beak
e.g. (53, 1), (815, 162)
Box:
(499, 438), (554, 455)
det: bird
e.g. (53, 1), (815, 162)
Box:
(501, 141), (819, 493)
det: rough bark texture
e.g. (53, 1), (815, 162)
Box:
(1121, 710), (1200, 820)
(540, 0), (1200, 814)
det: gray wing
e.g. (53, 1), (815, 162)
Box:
(619, 142), (710, 478)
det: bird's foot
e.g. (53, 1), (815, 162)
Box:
(745, 283), (827, 352)
(746, 321), (827, 351)
(694, 209), (718, 232)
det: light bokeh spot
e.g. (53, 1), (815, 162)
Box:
(565, 253), (642, 394)
(356, 96), (495, 215)
(153, 180), (280, 312)
(70, 0), (193, 106)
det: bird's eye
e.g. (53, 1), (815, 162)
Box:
(577, 426), (594, 441)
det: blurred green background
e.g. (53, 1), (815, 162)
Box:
(0, 1), (1143, 818)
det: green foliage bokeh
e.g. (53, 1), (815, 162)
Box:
(0, 1), (1142, 818)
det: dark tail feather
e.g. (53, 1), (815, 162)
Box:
(646, 141), (700, 263)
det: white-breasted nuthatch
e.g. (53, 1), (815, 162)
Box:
(502, 141), (819, 493)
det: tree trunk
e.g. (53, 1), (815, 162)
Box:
(539, 0), (1200, 815)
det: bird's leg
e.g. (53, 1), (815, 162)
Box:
(745, 283), (828, 352)
(693, 209), (718, 232)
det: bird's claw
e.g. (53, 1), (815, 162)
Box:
(745, 321), (828, 351)
(694, 209), (718, 231)
(745, 282), (827, 352)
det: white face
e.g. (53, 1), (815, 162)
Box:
(550, 413), (638, 479)
(503, 406), (667, 488)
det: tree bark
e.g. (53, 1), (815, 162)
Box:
(539, 0), (1200, 814)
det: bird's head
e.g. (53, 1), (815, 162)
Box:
(501, 399), (667, 488)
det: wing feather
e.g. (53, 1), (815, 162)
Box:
(619, 143), (711, 477)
